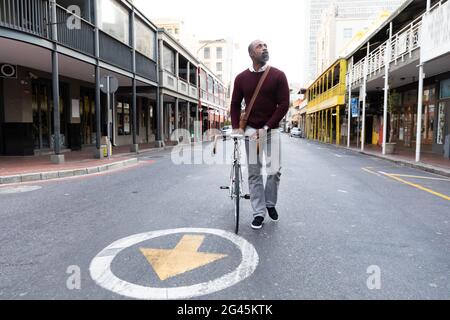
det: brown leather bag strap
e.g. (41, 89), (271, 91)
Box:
(243, 66), (271, 122)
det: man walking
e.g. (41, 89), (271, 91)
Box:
(230, 40), (290, 230)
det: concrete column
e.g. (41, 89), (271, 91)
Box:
(347, 57), (353, 148)
(330, 109), (333, 144)
(382, 23), (393, 155)
(131, 78), (138, 152)
(50, 0), (63, 164)
(186, 101), (191, 134)
(416, 2), (431, 161)
(336, 106), (341, 146)
(93, 0), (103, 159)
(326, 109), (328, 143)
(361, 42), (370, 151)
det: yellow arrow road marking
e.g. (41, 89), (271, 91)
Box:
(379, 172), (450, 201)
(140, 235), (228, 281)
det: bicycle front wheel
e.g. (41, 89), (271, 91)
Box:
(233, 164), (240, 234)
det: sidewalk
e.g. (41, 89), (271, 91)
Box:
(345, 143), (450, 177)
(0, 143), (173, 185)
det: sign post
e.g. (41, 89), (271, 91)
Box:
(100, 76), (119, 158)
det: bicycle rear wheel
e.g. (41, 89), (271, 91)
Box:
(233, 164), (240, 234)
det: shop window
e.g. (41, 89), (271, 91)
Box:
(440, 79), (450, 99)
(437, 103), (445, 145)
(117, 102), (130, 136)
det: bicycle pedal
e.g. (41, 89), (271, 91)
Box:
(220, 186), (230, 190)
(243, 194), (251, 200)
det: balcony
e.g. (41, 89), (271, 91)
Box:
(0, 0), (156, 81)
(0, 0), (50, 38)
(350, 0), (443, 87)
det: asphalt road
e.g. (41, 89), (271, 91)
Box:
(0, 134), (449, 300)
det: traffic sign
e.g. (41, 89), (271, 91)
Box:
(100, 76), (119, 94)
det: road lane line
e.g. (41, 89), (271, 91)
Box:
(362, 167), (383, 177)
(388, 174), (450, 182)
(379, 171), (450, 201)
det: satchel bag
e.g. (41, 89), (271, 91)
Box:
(239, 66), (272, 131)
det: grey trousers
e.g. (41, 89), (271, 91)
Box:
(245, 127), (282, 218)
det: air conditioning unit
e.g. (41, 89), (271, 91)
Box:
(0, 64), (17, 79)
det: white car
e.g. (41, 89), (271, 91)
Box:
(290, 127), (302, 138)
(221, 126), (232, 136)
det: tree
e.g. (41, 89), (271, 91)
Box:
(387, 90), (401, 144)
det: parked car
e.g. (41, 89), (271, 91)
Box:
(290, 127), (302, 138)
(221, 125), (232, 137)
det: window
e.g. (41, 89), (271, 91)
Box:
(200, 69), (207, 90)
(98, 0), (130, 45)
(207, 75), (214, 94)
(333, 64), (340, 87)
(204, 47), (210, 59)
(178, 55), (188, 81)
(135, 18), (156, 60)
(174, 28), (179, 35)
(216, 62), (223, 72)
(343, 28), (353, 39)
(163, 45), (175, 74)
(216, 47), (223, 59)
(190, 64), (197, 86)
(328, 70), (333, 89)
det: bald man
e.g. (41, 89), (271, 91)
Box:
(230, 40), (290, 230)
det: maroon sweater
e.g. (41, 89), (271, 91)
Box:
(230, 67), (290, 129)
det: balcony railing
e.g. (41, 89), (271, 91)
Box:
(308, 83), (346, 109)
(1, 0), (157, 81)
(99, 30), (132, 71)
(135, 51), (156, 81)
(0, 0), (50, 38)
(350, 0), (444, 87)
(55, 4), (94, 56)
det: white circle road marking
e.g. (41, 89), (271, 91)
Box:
(0, 186), (42, 194)
(89, 228), (259, 300)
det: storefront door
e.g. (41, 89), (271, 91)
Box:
(32, 81), (68, 151)
(80, 88), (96, 145)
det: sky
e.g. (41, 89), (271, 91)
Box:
(134, 0), (308, 86)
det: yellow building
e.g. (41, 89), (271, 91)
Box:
(306, 59), (347, 146)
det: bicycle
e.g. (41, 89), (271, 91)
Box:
(213, 134), (250, 234)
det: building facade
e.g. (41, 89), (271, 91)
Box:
(157, 29), (200, 143)
(347, 0), (450, 160)
(306, 0), (405, 82)
(0, 0), (159, 159)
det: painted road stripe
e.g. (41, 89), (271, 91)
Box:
(362, 167), (383, 177)
(0, 186), (42, 194)
(89, 228), (259, 300)
(389, 174), (450, 182)
(379, 172), (450, 201)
